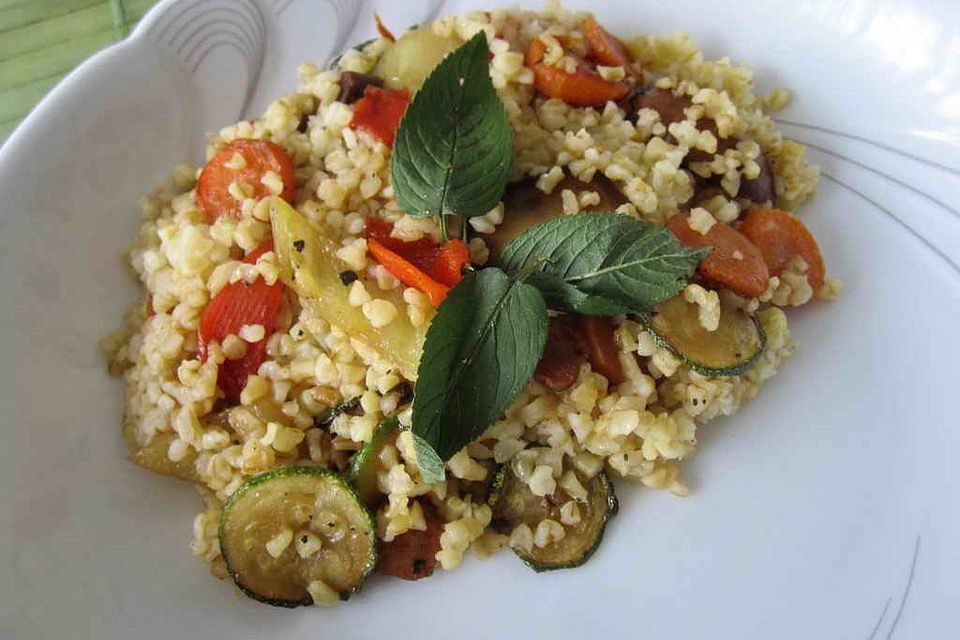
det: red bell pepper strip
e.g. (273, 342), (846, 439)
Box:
(349, 86), (410, 147)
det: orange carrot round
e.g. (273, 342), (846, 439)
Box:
(197, 140), (295, 222)
(739, 208), (825, 291)
(582, 16), (632, 68)
(667, 214), (770, 298)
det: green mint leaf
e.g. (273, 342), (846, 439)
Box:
(390, 31), (513, 220)
(412, 434), (446, 484)
(412, 268), (547, 460)
(522, 272), (633, 316)
(498, 212), (708, 314)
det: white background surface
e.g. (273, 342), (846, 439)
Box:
(2, 1), (958, 638)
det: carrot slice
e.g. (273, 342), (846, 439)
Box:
(368, 239), (450, 306)
(523, 38), (545, 67)
(582, 16), (632, 68)
(349, 85), (410, 147)
(198, 241), (283, 402)
(739, 208), (825, 291)
(374, 13), (396, 42)
(366, 218), (438, 270)
(667, 214), (770, 298)
(366, 218), (470, 292)
(525, 39), (629, 107)
(197, 140), (295, 222)
(579, 316), (625, 384)
(378, 500), (443, 580)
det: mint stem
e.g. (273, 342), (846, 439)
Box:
(516, 255), (549, 281)
(438, 214), (448, 243)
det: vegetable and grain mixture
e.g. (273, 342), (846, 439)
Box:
(103, 1), (838, 607)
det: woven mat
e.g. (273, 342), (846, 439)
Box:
(1, 0), (160, 140)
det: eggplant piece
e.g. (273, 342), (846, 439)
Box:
(337, 71), (384, 104)
(488, 174), (627, 258)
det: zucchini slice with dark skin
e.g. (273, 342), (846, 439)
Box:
(458, 461), (502, 504)
(491, 466), (618, 572)
(487, 464), (509, 509)
(643, 294), (766, 376)
(219, 467), (377, 608)
(349, 416), (401, 507)
(315, 382), (411, 431)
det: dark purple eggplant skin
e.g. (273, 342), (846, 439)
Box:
(620, 87), (690, 125)
(737, 152), (775, 204)
(337, 71), (384, 104)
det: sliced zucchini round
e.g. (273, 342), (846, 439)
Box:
(349, 416), (401, 507)
(458, 460), (501, 504)
(491, 466), (618, 572)
(219, 467), (377, 607)
(643, 294), (766, 376)
(486, 464), (509, 509)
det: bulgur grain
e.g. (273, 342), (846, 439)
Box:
(105, 2), (828, 593)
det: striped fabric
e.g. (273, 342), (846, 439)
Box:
(0, 0), (160, 140)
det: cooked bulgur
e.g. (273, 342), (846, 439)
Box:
(103, 0), (829, 605)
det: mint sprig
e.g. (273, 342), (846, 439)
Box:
(408, 213), (706, 463)
(499, 213), (708, 314)
(390, 31), (512, 238)
(411, 268), (547, 460)
(386, 33), (706, 464)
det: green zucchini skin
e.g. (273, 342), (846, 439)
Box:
(492, 466), (618, 572)
(641, 300), (767, 377)
(454, 461), (502, 505)
(313, 396), (362, 429)
(219, 466), (377, 608)
(487, 464), (508, 509)
(316, 383), (410, 431)
(519, 473), (618, 573)
(349, 417), (401, 507)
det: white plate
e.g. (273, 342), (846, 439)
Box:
(2, 1), (958, 638)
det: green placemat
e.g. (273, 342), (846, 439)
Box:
(0, 0), (160, 140)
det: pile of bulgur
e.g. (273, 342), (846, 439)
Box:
(104, 0), (831, 590)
